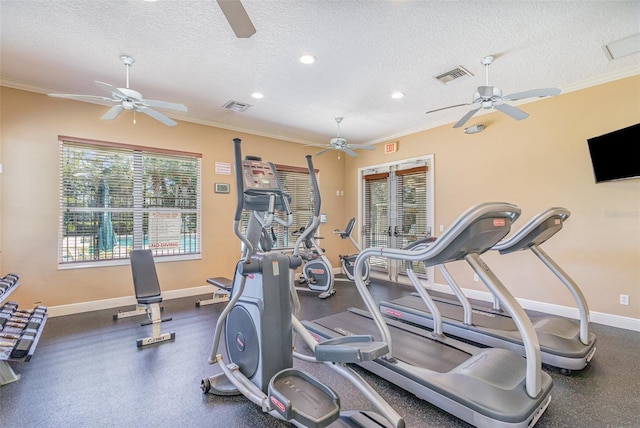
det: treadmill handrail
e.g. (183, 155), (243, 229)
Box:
(438, 264), (473, 326)
(464, 253), (542, 398)
(352, 202), (544, 398)
(407, 261), (444, 336)
(356, 203), (521, 271)
(354, 252), (544, 399)
(493, 207), (570, 253)
(362, 202), (521, 268)
(493, 207), (590, 345)
(531, 245), (591, 345)
(352, 203), (520, 356)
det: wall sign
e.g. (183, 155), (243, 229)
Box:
(148, 212), (181, 250)
(215, 161), (231, 175)
(384, 141), (398, 154)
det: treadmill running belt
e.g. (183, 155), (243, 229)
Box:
(394, 294), (521, 332)
(311, 310), (470, 373)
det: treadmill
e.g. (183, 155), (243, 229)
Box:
(303, 202), (553, 428)
(380, 207), (596, 372)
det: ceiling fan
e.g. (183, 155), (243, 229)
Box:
(216, 0), (256, 38)
(316, 117), (375, 158)
(48, 56), (187, 127)
(426, 55), (561, 129)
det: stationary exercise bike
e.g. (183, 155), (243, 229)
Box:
(334, 217), (370, 284)
(291, 179), (336, 299)
(201, 140), (403, 428)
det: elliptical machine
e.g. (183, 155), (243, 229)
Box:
(201, 139), (404, 428)
(334, 217), (370, 284)
(292, 191), (336, 299)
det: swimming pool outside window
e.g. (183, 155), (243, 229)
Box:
(58, 136), (201, 267)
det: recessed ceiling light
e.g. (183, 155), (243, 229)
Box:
(391, 92), (405, 99)
(251, 92), (264, 99)
(299, 55), (317, 65)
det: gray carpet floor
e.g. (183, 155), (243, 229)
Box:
(1, 279), (639, 427)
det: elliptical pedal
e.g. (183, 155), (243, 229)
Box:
(268, 368), (340, 428)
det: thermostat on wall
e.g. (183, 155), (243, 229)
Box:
(320, 213), (327, 223)
(215, 183), (230, 194)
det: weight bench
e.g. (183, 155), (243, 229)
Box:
(196, 277), (232, 307)
(117, 250), (175, 347)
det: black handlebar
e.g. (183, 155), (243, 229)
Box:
(233, 138), (244, 222)
(305, 155), (321, 217)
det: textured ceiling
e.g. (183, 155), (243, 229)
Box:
(1, 0), (639, 146)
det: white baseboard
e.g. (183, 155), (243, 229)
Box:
(430, 282), (640, 332)
(47, 281), (640, 332)
(47, 285), (213, 317)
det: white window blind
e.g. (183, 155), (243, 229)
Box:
(363, 172), (390, 272)
(59, 136), (201, 266)
(396, 166), (428, 276)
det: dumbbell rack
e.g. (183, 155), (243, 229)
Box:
(0, 274), (48, 386)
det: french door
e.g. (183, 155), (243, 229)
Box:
(360, 157), (433, 282)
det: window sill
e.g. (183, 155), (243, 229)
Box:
(57, 253), (202, 270)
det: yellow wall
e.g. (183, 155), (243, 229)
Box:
(0, 87), (350, 307)
(2, 77), (639, 321)
(344, 76), (640, 319)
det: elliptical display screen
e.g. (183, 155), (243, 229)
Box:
(242, 160), (280, 191)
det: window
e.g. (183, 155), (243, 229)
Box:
(59, 136), (201, 267)
(241, 164), (316, 250)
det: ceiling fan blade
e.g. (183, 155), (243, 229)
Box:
(453, 107), (481, 128)
(315, 148), (331, 156)
(343, 147), (358, 157)
(347, 144), (375, 151)
(94, 81), (114, 90)
(138, 107), (177, 126)
(494, 103), (529, 121)
(425, 103), (470, 115)
(216, 0), (256, 38)
(101, 105), (124, 120)
(503, 87), (561, 101)
(95, 81), (129, 99)
(48, 93), (114, 103)
(142, 99), (188, 112)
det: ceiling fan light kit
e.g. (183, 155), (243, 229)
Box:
(464, 124), (485, 134)
(426, 55), (561, 129)
(48, 56), (187, 127)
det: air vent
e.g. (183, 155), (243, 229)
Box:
(434, 66), (473, 84)
(222, 100), (252, 112)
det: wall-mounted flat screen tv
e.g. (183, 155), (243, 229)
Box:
(587, 123), (640, 183)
